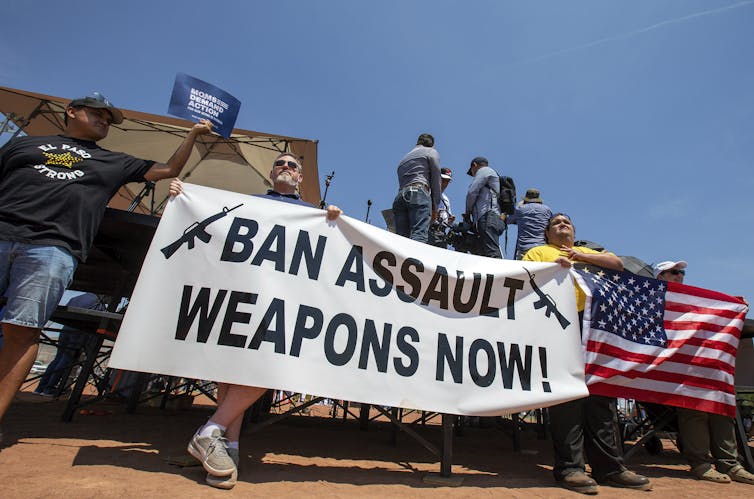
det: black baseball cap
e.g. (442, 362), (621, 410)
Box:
(68, 92), (124, 124)
(467, 156), (488, 175)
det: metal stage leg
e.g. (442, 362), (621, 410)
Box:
(623, 410), (676, 460)
(421, 413), (464, 486)
(359, 403), (371, 430)
(374, 406), (440, 457)
(512, 413), (521, 452)
(454, 415), (465, 436)
(441, 413), (453, 477)
(390, 407), (400, 444)
(160, 377), (176, 410)
(125, 372), (150, 413)
(735, 408), (754, 472)
(61, 335), (104, 422)
(537, 408), (549, 440)
(55, 348), (84, 398)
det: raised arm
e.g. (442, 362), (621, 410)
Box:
(145, 120), (213, 181)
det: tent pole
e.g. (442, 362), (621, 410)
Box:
(127, 181), (156, 213)
(319, 171), (334, 209)
(7, 101), (44, 139)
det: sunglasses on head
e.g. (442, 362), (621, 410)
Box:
(273, 159), (299, 170)
(89, 92), (113, 106)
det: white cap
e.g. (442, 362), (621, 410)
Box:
(652, 260), (688, 278)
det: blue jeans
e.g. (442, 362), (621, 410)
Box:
(35, 328), (85, 395)
(392, 187), (431, 243)
(0, 241), (77, 328)
(474, 211), (504, 258)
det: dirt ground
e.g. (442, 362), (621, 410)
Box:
(1, 388), (753, 498)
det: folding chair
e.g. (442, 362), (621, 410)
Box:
(622, 401), (680, 459)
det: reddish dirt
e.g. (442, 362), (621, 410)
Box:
(1, 389), (753, 498)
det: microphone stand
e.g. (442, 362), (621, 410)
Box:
(365, 199), (372, 223)
(127, 181), (156, 214)
(319, 171), (335, 209)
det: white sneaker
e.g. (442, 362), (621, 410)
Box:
(187, 429), (236, 476)
(205, 448), (240, 489)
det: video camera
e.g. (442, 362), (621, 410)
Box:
(441, 221), (477, 254)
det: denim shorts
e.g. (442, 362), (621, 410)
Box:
(0, 240), (77, 328)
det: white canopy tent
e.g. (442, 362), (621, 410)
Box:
(0, 85), (321, 214)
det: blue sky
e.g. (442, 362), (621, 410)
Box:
(2, 0), (753, 308)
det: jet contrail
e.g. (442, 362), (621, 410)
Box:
(509, 0), (754, 67)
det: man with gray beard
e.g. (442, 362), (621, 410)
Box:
(170, 151), (341, 489)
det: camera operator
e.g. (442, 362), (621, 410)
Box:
(444, 220), (477, 254)
(463, 157), (504, 258)
(428, 168), (455, 248)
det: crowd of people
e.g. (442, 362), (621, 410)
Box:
(393, 133), (553, 261)
(391, 132), (754, 493)
(0, 100), (751, 493)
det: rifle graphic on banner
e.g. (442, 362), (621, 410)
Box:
(161, 203), (243, 258)
(525, 268), (571, 330)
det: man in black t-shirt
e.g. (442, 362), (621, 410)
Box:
(0, 92), (212, 432)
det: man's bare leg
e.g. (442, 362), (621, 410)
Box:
(0, 324), (41, 421)
(210, 384), (267, 429)
(189, 383), (266, 479)
(215, 383), (244, 442)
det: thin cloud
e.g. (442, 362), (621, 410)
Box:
(508, 0), (754, 67)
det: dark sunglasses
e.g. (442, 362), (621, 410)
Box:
(664, 269), (685, 276)
(273, 159), (300, 170)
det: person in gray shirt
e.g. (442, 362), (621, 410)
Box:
(464, 156), (504, 258)
(392, 133), (441, 243)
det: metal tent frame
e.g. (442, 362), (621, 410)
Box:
(0, 85), (321, 215)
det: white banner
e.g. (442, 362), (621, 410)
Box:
(109, 184), (589, 416)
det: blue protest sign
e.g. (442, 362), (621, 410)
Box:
(168, 73), (241, 138)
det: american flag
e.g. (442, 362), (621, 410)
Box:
(572, 265), (748, 417)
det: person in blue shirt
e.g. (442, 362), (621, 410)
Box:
(33, 292), (106, 397)
(504, 188), (552, 260)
